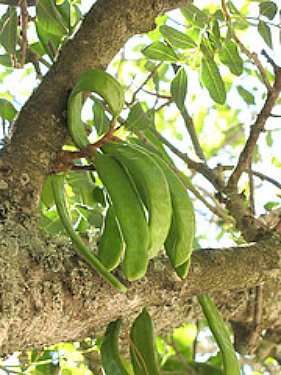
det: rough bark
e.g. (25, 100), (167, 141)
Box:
(0, 219), (280, 354)
(0, 0), (280, 359)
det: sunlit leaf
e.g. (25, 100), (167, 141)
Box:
(259, 1), (277, 20)
(130, 309), (160, 375)
(200, 56), (226, 104)
(159, 25), (196, 49)
(265, 131), (273, 147)
(36, 0), (68, 36)
(211, 19), (221, 40)
(237, 86), (255, 105)
(0, 6), (17, 55)
(258, 20), (272, 48)
(170, 67), (188, 112)
(181, 4), (208, 28)
(93, 101), (110, 136)
(142, 41), (179, 62)
(0, 98), (17, 121)
(126, 102), (151, 131)
(220, 40), (243, 76)
(264, 201), (280, 210)
(35, 22), (62, 59)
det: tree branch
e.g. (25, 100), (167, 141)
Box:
(226, 66), (281, 191)
(0, 220), (280, 354)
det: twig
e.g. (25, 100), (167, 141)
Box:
(194, 185), (236, 225)
(177, 170), (234, 225)
(248, 158), (255, 215)
(146, 125), (224, 190)
(214, 164), (281, 190)
(226, 70), (281, 191)
(180, 106), (206, 162)
(221, 0), (272, 91)
(154, 98), (173, 112)
(18, 0), (29, 68)
(251, 170), (281, 189)
(261, 50), (279, 72)
(142, 89), (172, 100)
(128, 62), (163, 105)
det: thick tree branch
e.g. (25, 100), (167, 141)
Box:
(0, 220), (280, 354)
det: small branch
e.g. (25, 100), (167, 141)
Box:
(175, 168), (234, 225)
(142, 89), (172, 100)
(128, 62), (163, 105)
(261, 50), (279, 72)
(248, 158), (255, 215)
(226, 70), (281, 191)
(180, 106), (206, 162)
(146, 125), (224, 190)
(18, 0), (29, 68)
(154, 98), (173, 112)
(251, 170), (281, 190)
(221, 0), (272, 91)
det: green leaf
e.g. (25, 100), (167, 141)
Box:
(0, 6), (17, 55)
(211, 19), (221, 40)
(142, 41), (179, 62)
(67, 171), (96, 207)
(126, 102), (151, 131)
(264, 201), (280, 210)
(198, 294), (240, 375)
(93, 101), (110, 136)
(170, 67), (188, 112)
(220, 40), (243, 76)
(36, 0), (68, 36)
(130, 309), (160, 375)
(101, 320), (129, 375)
(181, 4), (209, 28)
(227, 1), (241, 15)
(57, 0), (71, 30)
(213, 9), (224, 21)
(237, 85), (255, 105)
(159, 25), (196, 49)
(259, 1), (277, 20)
(265, 131), (273, 147)
(258, 20), (272, 48)
(29, 350), (59, 375)
(0, 54), (12, 67)
(200, 56), (226, 104)
(189, 361), (223, 375)
(0, 98), (17, 121)
(35, 22), (62, 59)
(41, 175), (55, 208)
